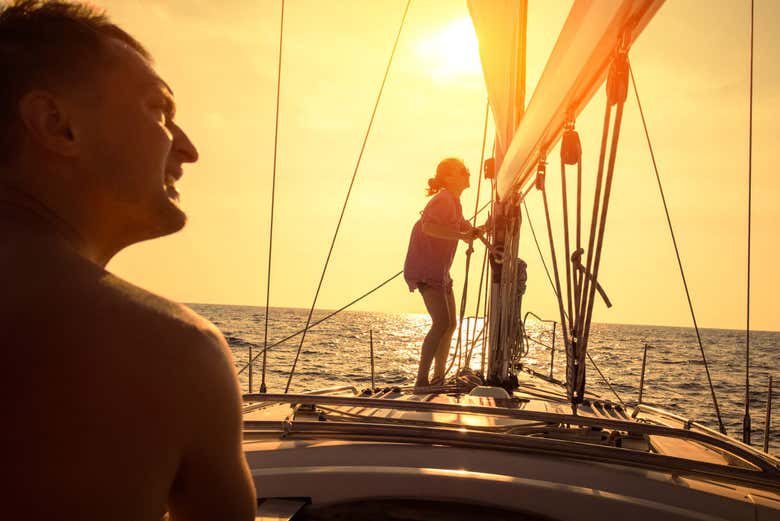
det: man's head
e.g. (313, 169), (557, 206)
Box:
(0, 0), (198, 260)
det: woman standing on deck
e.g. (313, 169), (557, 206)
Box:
(404, 158), (482, 388)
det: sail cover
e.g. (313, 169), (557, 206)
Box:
(470, 0), (665, 200)
(467, 0), (527, 172)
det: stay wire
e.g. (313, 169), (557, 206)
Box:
(540, 186), (572, 362)
(560, 161), (574, 338)
(284, 0), (412, 393)
(744, 0), (754, 444)
(586, 352), (625, 405)
(574, 101), (612, 367)
(629, 64), (726, 434)
(465, 247), (489, 367)
(579, 101), (625, 401)
(260, 0), (285, 394)
(240, 271), (402, 375)
(452, 99), (491, 376)
(522, 200), (559, 306)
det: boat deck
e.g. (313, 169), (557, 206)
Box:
(242, 370), (780, 520)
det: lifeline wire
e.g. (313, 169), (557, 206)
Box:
(260, 0), (285, 394)
(284, 0), (412, 393)
(629, 65), (726, 434)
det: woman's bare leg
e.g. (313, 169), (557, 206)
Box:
(416, 285), (451, 387)
(432, 285), (456, 382)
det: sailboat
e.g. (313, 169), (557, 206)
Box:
(242, 1), (780, 519)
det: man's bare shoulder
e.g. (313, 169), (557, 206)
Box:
(97, 271), (233, 367)
(1, 235), (233, 373)
(100, 271), (218, 337)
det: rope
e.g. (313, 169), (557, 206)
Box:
(472, 101), (490, 229)
(574, 101), (612, 353)
(453, 244), (473, 374)
(452, 99), (491, 377)
(575, 141), (583, 327)
(284, 0), (412, 393)
(560, 161), (574, 333)
(465, 247), (489, 366)
(480, 252), (490, 377)
(579, 100), (625, 398)
(586, 351), (625, 406)
(259, 0), (285, 394)
(744, 0), (755, 444)
(629, 64), (725, 433)
(539, 181), (572, 366)
(576, 50), (633, 405)
(522, 201), (556, 299)
(238, 271), (402, 375)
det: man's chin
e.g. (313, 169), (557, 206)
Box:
(143, 200), (187, 240)
(160, 203), (187, 235)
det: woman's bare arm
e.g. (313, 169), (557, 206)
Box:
(422, 221), (477, 242)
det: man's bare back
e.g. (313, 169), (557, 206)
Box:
(3, 220), (254, 519)
(0, 2), (256, 519)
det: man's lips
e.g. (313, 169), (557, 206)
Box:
(165, 168), (183, 199)
(165, 167), (183, 182)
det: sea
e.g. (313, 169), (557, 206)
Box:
(190, 303), (780, 456)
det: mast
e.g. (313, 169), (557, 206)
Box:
(468, 0), (528, 385)
(469, 0), (665, 388)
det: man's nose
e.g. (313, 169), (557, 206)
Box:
(171, 123), (199, 164)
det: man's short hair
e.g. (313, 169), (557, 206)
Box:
(0, 0), (150, 165)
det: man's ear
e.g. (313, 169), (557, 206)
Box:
(17, 91), (79, 158)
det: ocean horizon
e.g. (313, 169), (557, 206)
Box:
(191, 303), (780, 455)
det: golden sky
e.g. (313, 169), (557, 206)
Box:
(98, 0), (780, 331)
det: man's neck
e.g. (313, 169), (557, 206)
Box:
(0, 183), (110, 266)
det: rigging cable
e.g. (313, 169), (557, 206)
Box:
(259, 0), (285, 394)
(452, 99), (491, 378)
(577, 45), (635, 406)
(743, 0), (755, 444)
(537, 165), (573, 367)
(480, 247), (491, 377)
(572, 64), (616, 405)
(560, 125), (579, 340)
(284, 0), (412, 393)
(522, 200), (557, 301)
(629, 65), (726, 434)
(586, 351), (625, 406)
(239, 271), (402, 375)
(464, 247), (489, 367)
(239, 198), (493, 377)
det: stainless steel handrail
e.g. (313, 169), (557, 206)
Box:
(633, 403), (778, 467)
(522, 311), (557, 378)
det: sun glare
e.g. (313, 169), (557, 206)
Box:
(416, 18), (482, 82)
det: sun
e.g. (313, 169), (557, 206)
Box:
(416, 18), (482, 82)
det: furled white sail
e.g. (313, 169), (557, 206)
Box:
(470, 0), (665, 200)
(466, 0), (527, 171)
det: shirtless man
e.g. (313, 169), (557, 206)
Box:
(0, 1), (256, 519)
